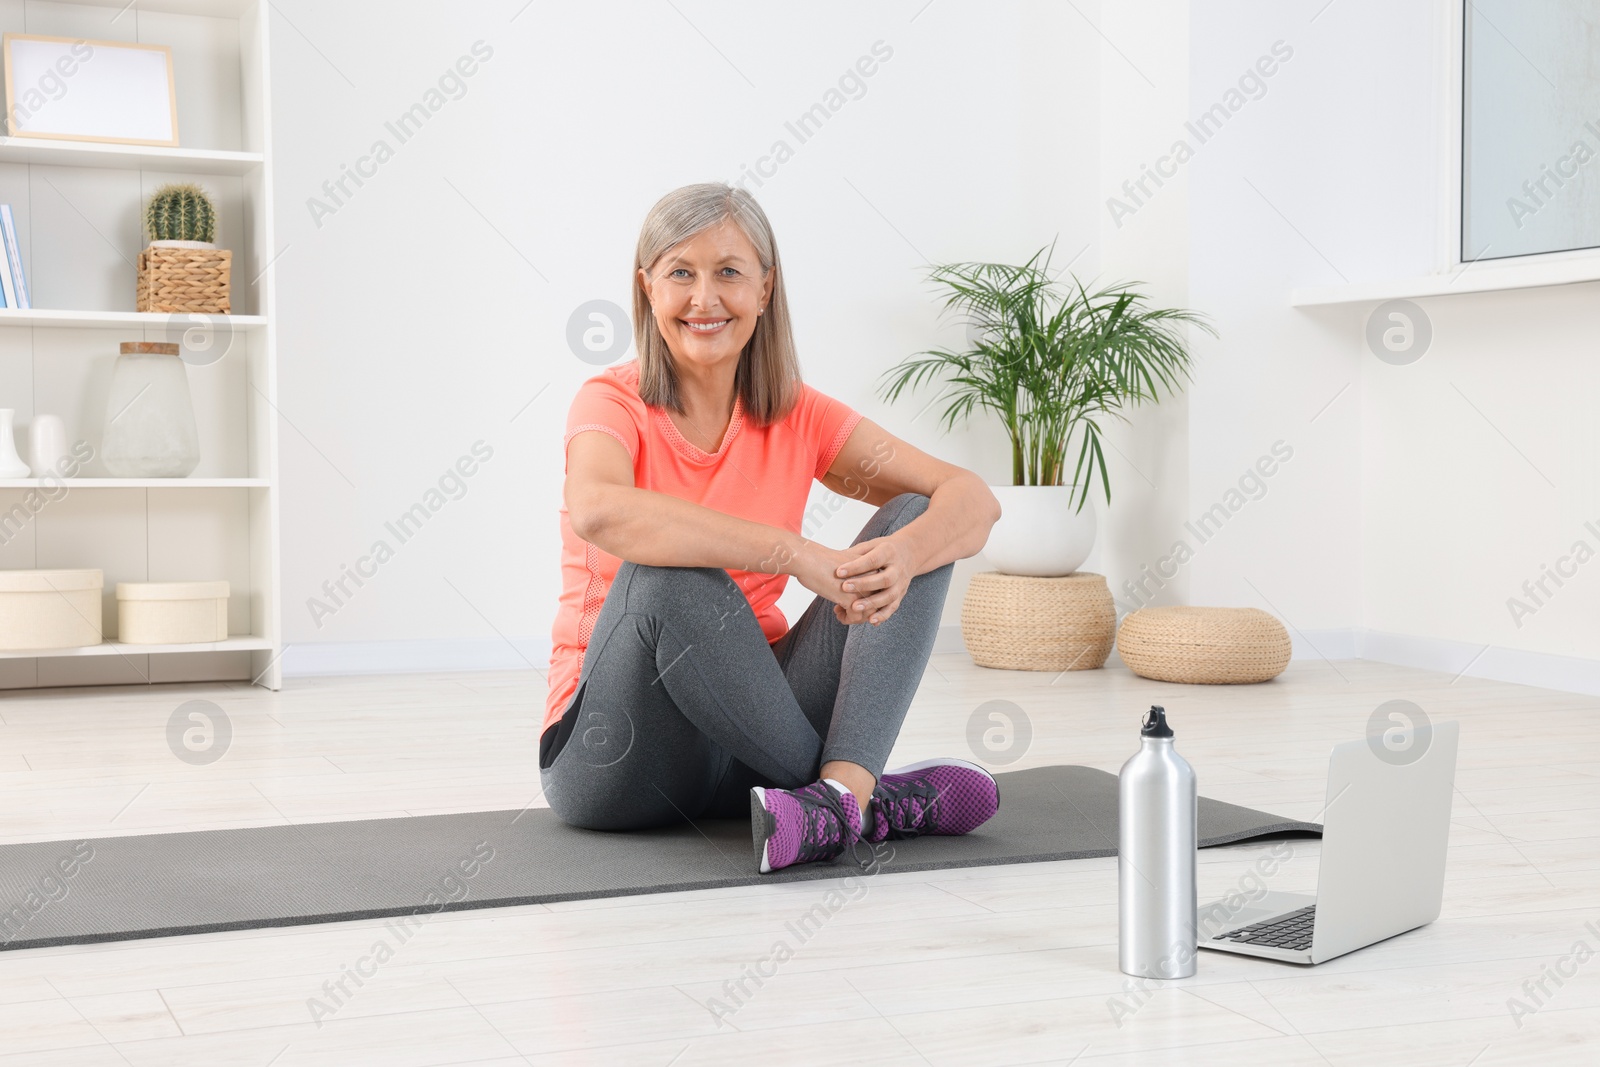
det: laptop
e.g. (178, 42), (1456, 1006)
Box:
(1197, 719), (1459, 965)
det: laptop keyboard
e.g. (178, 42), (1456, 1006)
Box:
(1213, 905), (1316, 951)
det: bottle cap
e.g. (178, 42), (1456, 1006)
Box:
(1141, 705), (1174, 738)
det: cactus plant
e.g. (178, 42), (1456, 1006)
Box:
(143, 183), (217, 245)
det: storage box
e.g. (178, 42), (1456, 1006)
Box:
(0, 569), (104, 650)
(116, 581), (230, 644)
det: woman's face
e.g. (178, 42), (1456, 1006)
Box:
(639, 219), (774, 378)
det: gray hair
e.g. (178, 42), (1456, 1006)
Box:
(632, 183), (800, 425)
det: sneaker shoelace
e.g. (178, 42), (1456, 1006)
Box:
(873, 775), (941, 839)
(797, 783), (873, 868)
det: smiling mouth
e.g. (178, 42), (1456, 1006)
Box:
(682, 319), (731, 333)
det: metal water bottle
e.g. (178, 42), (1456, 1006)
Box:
(1118, 705), (1198, 979)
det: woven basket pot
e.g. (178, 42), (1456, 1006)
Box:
(1117, 606), (1291, 684)
(960, 571), (1116, 672)
(137, 245), (233, 314)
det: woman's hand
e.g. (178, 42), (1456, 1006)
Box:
(786, 537), (910, 626)
(786, 542), (861, 619)
(831, 534), (917, 626)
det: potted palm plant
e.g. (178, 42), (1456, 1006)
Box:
(880, 248), (1212, 576)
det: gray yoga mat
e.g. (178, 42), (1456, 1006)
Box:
(0, 765), (1319, 951)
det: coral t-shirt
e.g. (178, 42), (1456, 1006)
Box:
(544, 361), (863, 735)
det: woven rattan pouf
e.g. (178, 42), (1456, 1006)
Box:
(960, 571), (1116, 672)
(1117, 606), (1291, 684)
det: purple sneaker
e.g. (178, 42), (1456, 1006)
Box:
(864, 758), (999, 843)
(750, 781), (863, 873)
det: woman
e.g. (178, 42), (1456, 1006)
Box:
(543, 182), (1003, 872)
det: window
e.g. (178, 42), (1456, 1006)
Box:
(1461, 0), (1600, 261)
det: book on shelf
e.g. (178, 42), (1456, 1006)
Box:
(0, 221), (11, 309)
(0, 206), (26, 310)
(0, 205), (10, 307)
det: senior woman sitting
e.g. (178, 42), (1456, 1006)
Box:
(542, 182), (1002, 872)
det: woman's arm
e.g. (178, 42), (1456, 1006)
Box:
(818, 417), (1001, 624)
(565, 430), (792, 571)
(564, 430), (862, 612)
(565, 416), (1001, 627)
(822, 417), (1000, 571)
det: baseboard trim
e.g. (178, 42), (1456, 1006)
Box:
(1289, 629), (1361, 662)
(282, 626), (1600, 698)
(1359, 628), (1600, 696)
(1286, 627), (1600, 696)
(932, 623), (966, 655)
(282, 637), (552, 678)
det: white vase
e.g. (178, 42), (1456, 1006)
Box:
(101, 342), (201, 478)
(983, 484), (1098, 577)
(27, 414), (69, 476)
(0, 409), (31, 478)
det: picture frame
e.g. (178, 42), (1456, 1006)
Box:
(3, 33), (178, 147)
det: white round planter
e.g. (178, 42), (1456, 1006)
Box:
(983, 484), (1097, 577)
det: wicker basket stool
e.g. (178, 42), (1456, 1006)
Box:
(137, 245), (233, 314)
(960, 571), (1115, 672)
(1117, 606), (1291, 684)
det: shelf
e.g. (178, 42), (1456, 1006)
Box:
(0, 636), (272, 660)
(0, 137), (263, 176)
(0, 478), (269, 489)
(47, 0), (254, 17)
(1291, 253), (1600, 306)
(0, 309), (266, 330)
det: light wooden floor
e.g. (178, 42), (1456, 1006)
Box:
(0, 655), (1596, 1065)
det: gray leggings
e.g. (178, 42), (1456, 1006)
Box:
(539, 493), (953, 830)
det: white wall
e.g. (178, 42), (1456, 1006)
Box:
(1180, 0), (1422, 637)
(1187, 0), (1600, 693)
(269, 2), (1101, 672)
(1087, 0), (1194, 616)
(274, 0), (1600, 695)
(1092, 0), (1380, 641)
(1355, 1), (1600, 684)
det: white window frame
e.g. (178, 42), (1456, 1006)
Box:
(1293, 0), (1600, 305)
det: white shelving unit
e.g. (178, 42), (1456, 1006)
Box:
(0, 137), (264, 175)
(0, 0), (280, 691)
(0, 636), (273, 660)
(0, 478), (269, 487)
(0, 309), (266, 328)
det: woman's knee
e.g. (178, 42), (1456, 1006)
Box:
(615, 563), (749, 629)
(876, 493), (931, 535)
(615, 561), (734, 601)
